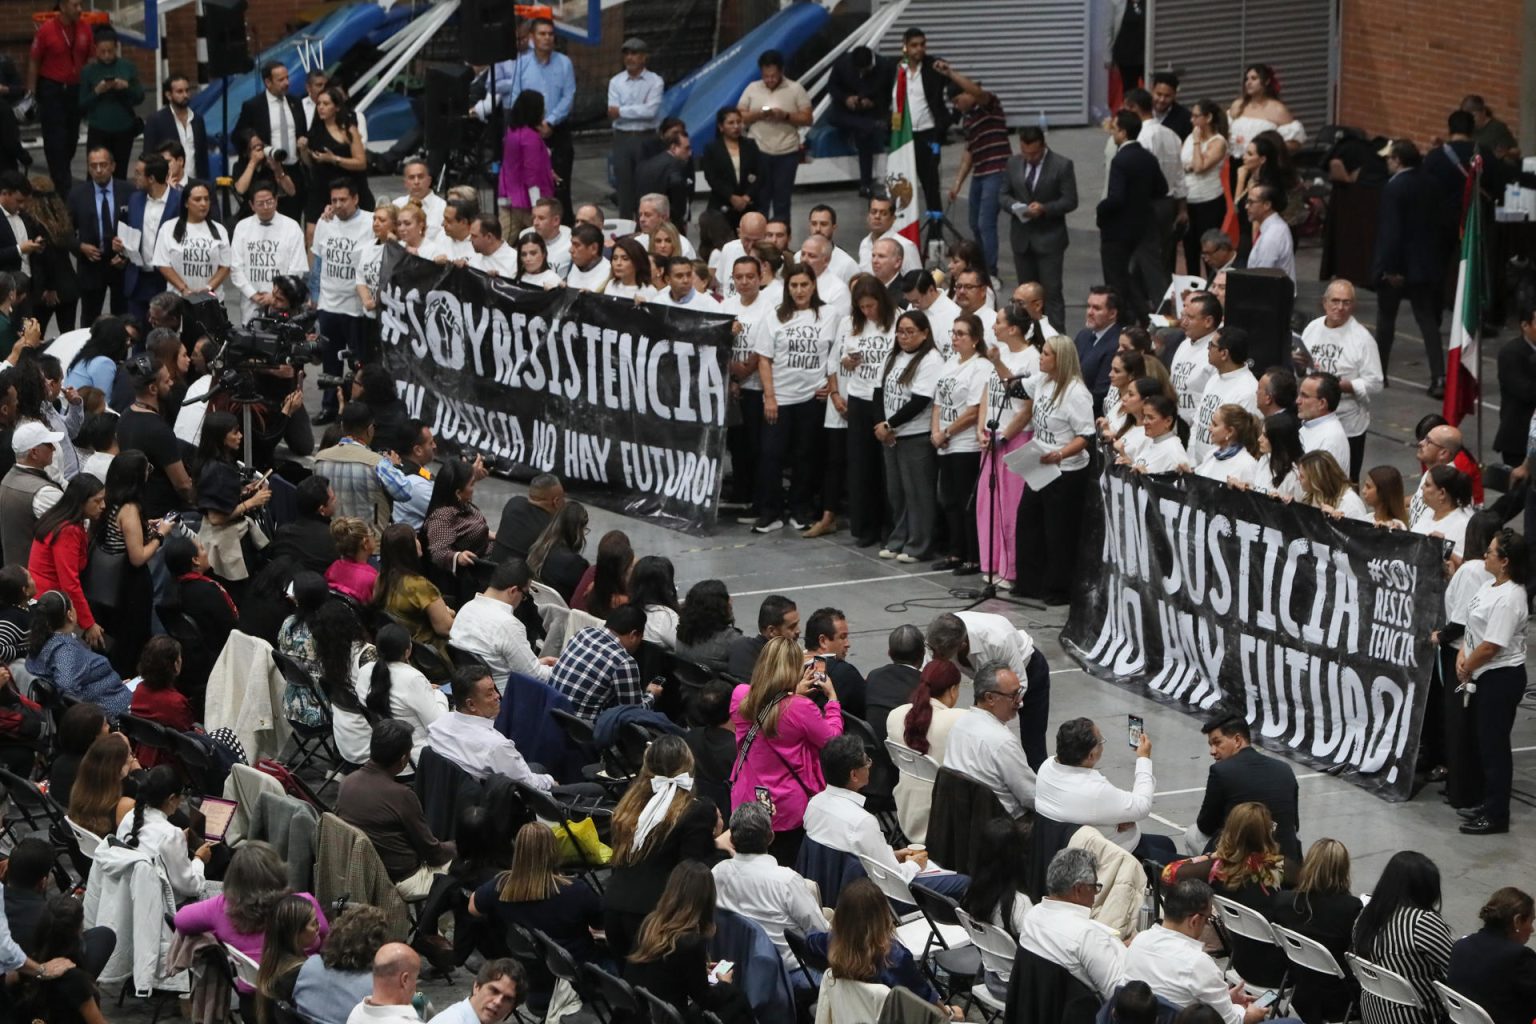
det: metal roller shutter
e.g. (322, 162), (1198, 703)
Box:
(1147, 0), (1336, 134)
(877, 0), (1093, 127)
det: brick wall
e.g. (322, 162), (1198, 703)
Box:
(1337, 0), (1523, 148)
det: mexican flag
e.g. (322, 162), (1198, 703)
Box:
(1442, 159), (1485, 425)
(887, 70), (921, 248)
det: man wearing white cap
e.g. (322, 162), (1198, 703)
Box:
(608, 37), (664, 220)
(0, 421), (63, 565)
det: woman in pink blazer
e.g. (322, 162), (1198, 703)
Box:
(497, 89), (556, 238)
(729, 636), (844, 865)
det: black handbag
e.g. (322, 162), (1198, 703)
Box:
(84, 545), (126, 611)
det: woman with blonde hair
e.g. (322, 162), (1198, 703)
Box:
(1273, 838), (1362, 1023)
(1015, 335), (1095, 605)
(395, 201), (429, 256)
(647, 220), (684, 259)
(468, 822), (602, 961)
(624, 862), (754, 1023)
(729, 635), (843, 865)
(26, 175), (80, 333)
(601, 736), (725, 958)
(1192, 403), (1263, 485)
(1296, 450), (1370, 521)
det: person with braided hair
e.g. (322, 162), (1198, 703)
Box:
(114, 764), (210, 903)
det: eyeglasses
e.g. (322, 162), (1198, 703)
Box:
(988, 687), (1024, 703)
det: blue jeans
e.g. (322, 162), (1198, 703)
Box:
(968, 172), (1003, 276)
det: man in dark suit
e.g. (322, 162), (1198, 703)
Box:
(826, 45), (894, 197)
(1000, 126), (1079, 332)
(635, 131), (693, 234)
(1194, 711), (1301, 860)
(67, 145), (130, 323)
(0, 172), (46, 317)
(1151, 72), (1192, 140)
(266, 474), (338, 572)
(1074, 286), (1122, 416)
(864, 624), (924, 745)
(490, 473), (566, 565)
(232, 60), (306, 223)
(1372, 139), (1446, 396)
(1096, 111), (1167, 325)
(892, 28), (951, 217)
(141, 73), (210, 181)
(121, 153), (181, 323)
(1495, 302), (1536, 467)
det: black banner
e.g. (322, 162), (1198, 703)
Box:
(376, 247), (735, 531)
(1061, 462), (1448, 801)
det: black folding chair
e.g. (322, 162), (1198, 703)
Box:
(785, 928), (827, 973)
(550, 709), (596, 747)
(118, 713), (174, 761)
(447, 644), (492, 673)
(516, 782), (610, 892)
(633, 986), (687, 1024)
(533, 929), (608, 1022)
(585, 962), (641, 1021)
(271, 650), (343, 777)
(166, 732), (220, 795)
(910, 882), (982, 1003)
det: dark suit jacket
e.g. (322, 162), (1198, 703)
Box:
(490, 495), (551, 565)
(1446, 925), (1536, 1024)
(142, 106), (211, 180)
(266, 513), (338, 573)
(699, 137), (762, 216)
(1097, 140), (1167, 245)
(1000, 149), (1079, 255)
(1371, 167), (1444, 286)
(1074, 324), (1120, 416)
(864, 662), (921, 743)
(122, 186), (182, 300)
(900, 57), (951, 136)
(66, 177), (132, 292)
(1195, 745), (1301, 859)
(1495, 338), (1536, 460)
(635, 151), (694, 226)
(828, 51), (895, 122)
(232, 89), (306, 157)
(1158, 102), (1193, 140)
(0, 208), (44, 280)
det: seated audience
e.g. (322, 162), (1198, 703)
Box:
(572, 529), (632, 616)
(865, 625), (926, 743)
(548, 605), (654, 723)
(491, 473), (565, 564)
(66, 732), (137, 838)
(4, 836), (114, 978)
(115, 765), (211, 904)
(468, 822), (603, 962)
(1124, 878), (1267, 1024)
(962, 816), (1033, 941)
(712, 801), (829, 967)
(0, 565), (35, 663)
(359, 623), (447, 764)
(631, 554), (680, 648)
(12, 894), (106, 1024)
(447, 559), (553, 686)
(0, 660), (42, 774)
(1270, 838), (1362, 1024)
(48, 703), (107, 806)
(886, 659), (964, 843)
(333, 720), (456, 898)
(427, 666), (562, 793)
(674, 578), (742, 675)
(255, 893), (323, 1020)
(807, 878), (949, 1009)
(724, 593), (799, 682)
(174, 841), (329, 988)
(276, 572), (332, 729)
(1352, 851), (1453, 1024)
(293, 904), (391, 1024)
(943, 661), (1036, 817)
(25, 589), (129, 722)
(267, 475), (339, 572)
(312, 601), (374, 766)
(684, 679), (737, 818)
(421, 457), (494, 593)
(804, 606), (866, 720)
(324, 517), (377, 605)
(1019, 847), (1126, 1001)
(374, 523), (454, 662)
(127, 637), (194, 767)
(163, 534), (241, 657)
(602, 735), (726, 958)
(1193, 710), (1301, 859)
(1446, 886), (1536, 1024)
(1036, 716), (1173, 861)
(347, 942), (422, 1021)
(805, 733), (969, 898)
(623, 861), (754, 1024)
(523, 500), (589, 604)
(434, 960), (528, 1024)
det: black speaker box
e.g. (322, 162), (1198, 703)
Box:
(459, 0), (521, 66)
(203, 0), (253, 78)
(423, 63), (473, 163)
(1224, 268), (1295, 371)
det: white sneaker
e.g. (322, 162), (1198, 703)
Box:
(878, 548), (898, 559)
(752, 518), (785, 534)
(896, 553), (919, 564)
(996, 577), (1014, 591)
(788, 516), (810, 531)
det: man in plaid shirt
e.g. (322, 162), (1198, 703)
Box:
(549, 606), (659, 722)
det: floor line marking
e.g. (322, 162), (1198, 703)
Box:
(733, 569), (955, 597)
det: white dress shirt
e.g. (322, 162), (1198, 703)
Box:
(608, 68), (665, 132)
(266, 91), (297, 155)
(419, 234), (475, 264)
(943, 708), (1036, 816)
(1299, 411), (1351, 470)
(1137, 119), (1186, 200)
(3, 210), (29, 276)
(1018, 898), (1127, 1000)
(712, 853), (829, 966)
(954, 611), (1037, 684)
(351, 660), (447, 764)
(136, 190), (169, 268)
(1034, 755), (1156, 851)
(897, 62), (933, 132)
(708, 238), (747, 297)
(826, 245), (860, 284)
(816, 272), (852, 322)
(803, 786), (920, 881)
(922, 293), (962, 359)
(447, 593), (550, 685)
(425, 711), (555, 790)
(1125, 925), (1243, 1024)
(1248, 213), (1296, 285)
(857, 228), (922, 274)
(1300, 315), (1384, 437)
(115, 806), (207, 903)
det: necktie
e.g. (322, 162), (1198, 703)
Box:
(276, 97), (291, 157)
(1027, 162), (1040, 192)
(99, 186), (113, 244)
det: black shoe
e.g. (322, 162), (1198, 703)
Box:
(311, 409), (338, 426)
(932, 557), (961, 571)
(1427, 766), (1449, 783)
(954, 562), (981, 576)
(1459, 815), (1509, 835)
(1427, 381), (1446, 399)
(1456, 804), (1486, 820)
(1043, 594), (1072, 607)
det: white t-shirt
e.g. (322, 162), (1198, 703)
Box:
(1299, 412), (1352, 472)
(881, 347), (943, 438)
(566, 258), (611, 292)
(1168, 332), (1217, 427)
(521, 225), (571, 276)
(1411, 504), (1474, 556)
(709, 239), (747, 299)
(354, 241), (391, 320)
(839, 318), (896, 402)
(650, 289), (722, 313)
(824, 345), (850, 430)
(1119, 425), (1149, 462)
(1256, 455), (1305, 500)
(1134, 431), (1189, 474)
(419, 234), (475, 263)
(923, 294), (962, 360)
(723, 292), (777, 392)
(228, 212), (308, 323)
(1444, 559), (1493, 625)
(1022, 373), (1095, 471)
(1193, 447), (1262, 486)
(151, 219), (230, 295)
(1188, 366), (1259, 463)
(1463, 579), (1529, 677)
(472, 242), (521, 277)
(312, 211), (376, 317)
(605, 281), (655, 301)
(816, 273), (852, 323)
(516, 267), (563, 289)
(983, 344), (1040, 435)
(934, 354), (990, 455)
(1300, 316), (1384, 437)
(827, 245), (859, 284)
(752, 307), (840, 405)
(394, 191), (445, 241)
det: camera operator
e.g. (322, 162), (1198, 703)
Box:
(231, 131), (297, 220)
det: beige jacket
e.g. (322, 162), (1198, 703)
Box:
(1068, 824), (1145, 938)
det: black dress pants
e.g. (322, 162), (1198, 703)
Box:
(1015, 465), (1089, 603)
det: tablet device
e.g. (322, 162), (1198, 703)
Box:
(201, 797), (238, 843)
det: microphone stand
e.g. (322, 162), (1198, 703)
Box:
(958, 414), (1043, 611)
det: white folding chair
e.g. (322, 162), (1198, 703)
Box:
(1212, 895), (1288, 996)
(1158, 273), (1208, 317)
(64, 817), (103, 862)
(856, 854), (967, 955)
(884, 740), (940, 784)
(954, 907), (1012, 1022)
(1433, 981), (1497, 1024)
(528, 580), (571, 653)
(1346, 953), (1424, 1011)
(1272, 924), (1353, 1023)
(227, 944), (261, 989)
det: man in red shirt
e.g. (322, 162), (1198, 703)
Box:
(26, 0), (93, 193)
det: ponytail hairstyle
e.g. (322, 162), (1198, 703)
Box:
(125, 765), (182, 849)
(367, 623), (412, 718)
(904, 659), (960, 754)
(26, 589), (72, 659)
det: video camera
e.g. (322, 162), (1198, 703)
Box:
(182, 291), (325, 370)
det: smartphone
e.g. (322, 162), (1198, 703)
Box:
(255, 467), (275, 485)
(710, 960), (734, 982)
(1127, 714), (1144, 749)
(1252, 991), (1278, 1009)
(754, 786), (772, 809)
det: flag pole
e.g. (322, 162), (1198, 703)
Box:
(1475, 162), (1484, 467)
